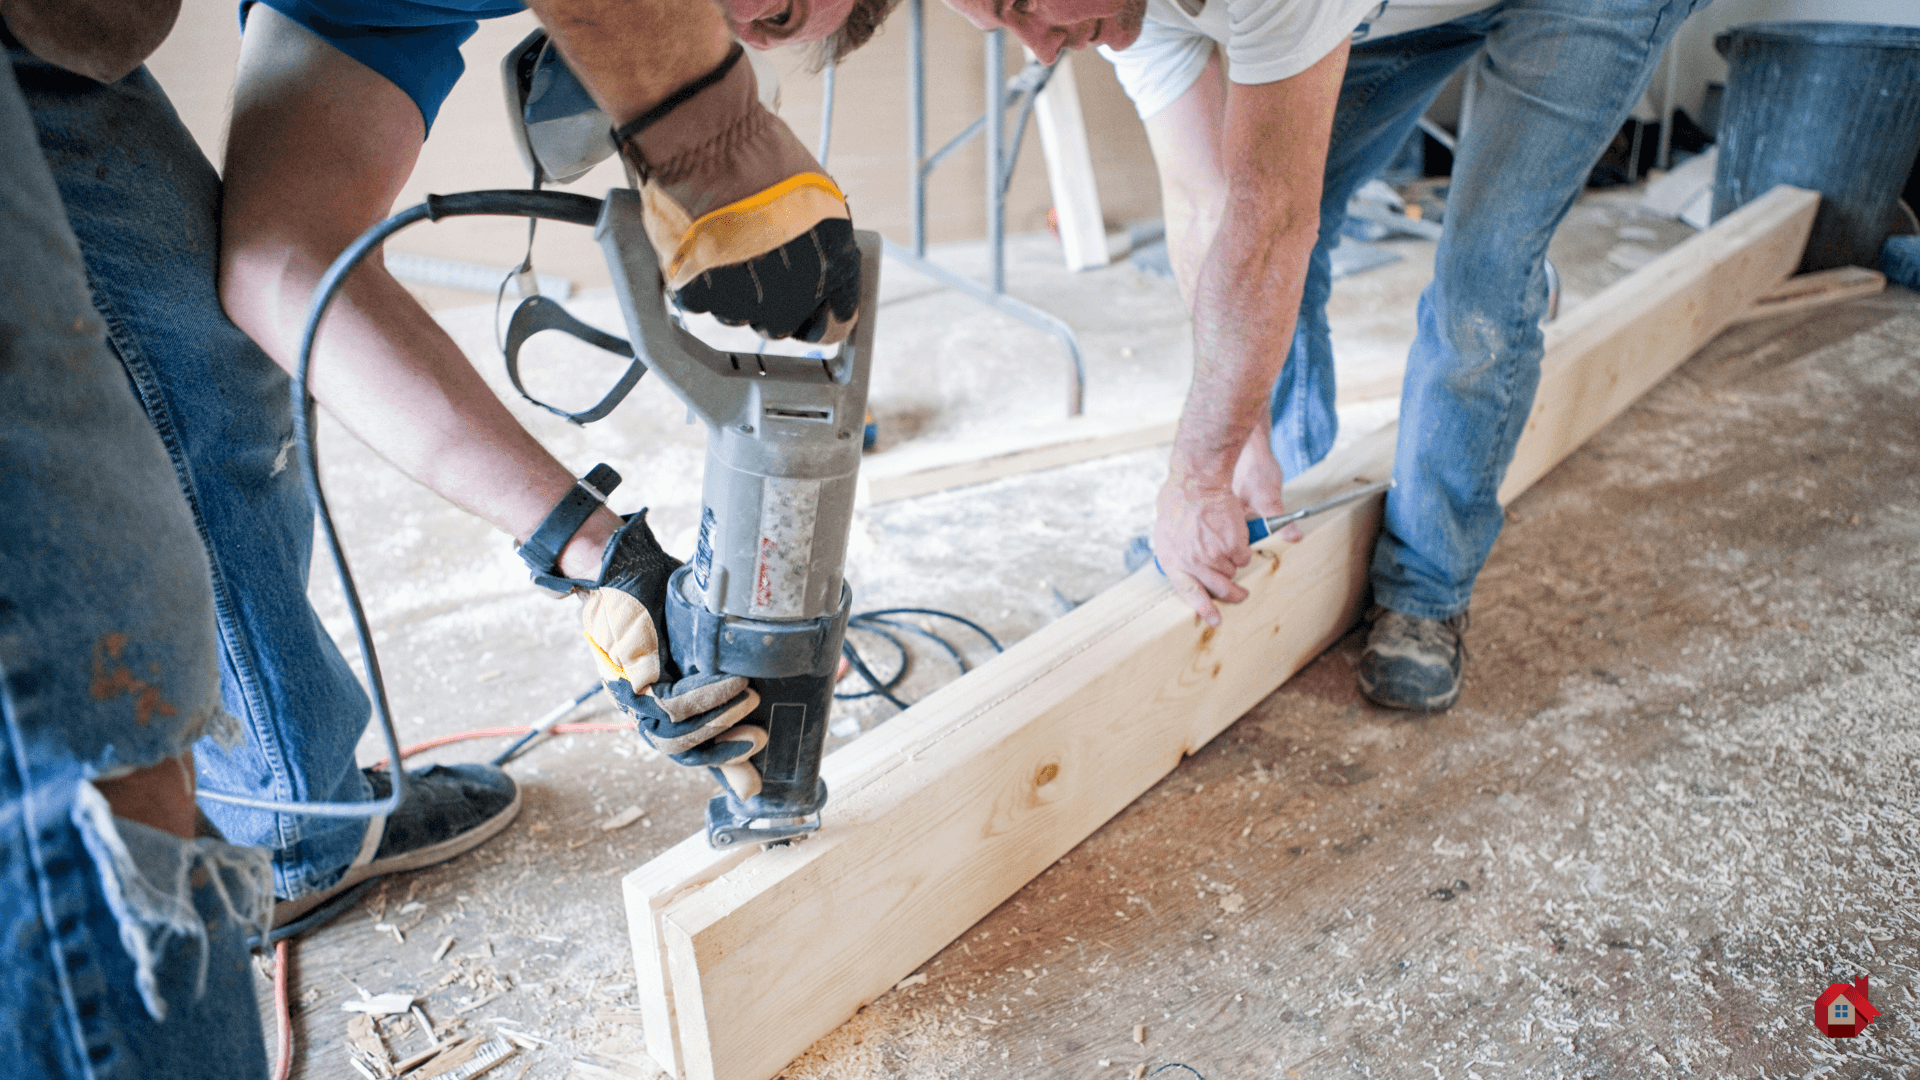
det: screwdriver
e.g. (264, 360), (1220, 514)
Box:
(1244, 478), (1395, 541)
(1133, 478), (1395, 575)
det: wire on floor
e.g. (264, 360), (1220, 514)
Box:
(835, 607), (1003, 713)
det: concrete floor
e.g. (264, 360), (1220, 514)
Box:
(268, 192), (1920, 1079)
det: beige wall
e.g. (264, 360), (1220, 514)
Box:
(144, 0), (1162, 300)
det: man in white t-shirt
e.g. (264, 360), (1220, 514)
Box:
(946, 0), (1704, 710)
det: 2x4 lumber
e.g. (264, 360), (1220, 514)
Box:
(859, 410), (1179, 504)
(860, 382), (1406, 507)
(1726, 265), (1885, 326)
(624, 184), (1819, 1080)
(664, 429), (1396, 1080)
(1498, 185), (1818, 503)
(1030, 52), (1110, 272)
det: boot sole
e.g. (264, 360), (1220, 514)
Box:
(271, 783), (522, 929)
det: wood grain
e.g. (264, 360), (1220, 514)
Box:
(625, 184), (1820, 1080)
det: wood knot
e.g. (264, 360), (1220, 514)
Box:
(1034, 762), (1060, 788)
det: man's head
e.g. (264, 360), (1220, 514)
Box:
(723, 0), (907, 67)
(941, 0), (1147, 62)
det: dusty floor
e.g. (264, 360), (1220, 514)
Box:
(266, 190), (1919, 1080)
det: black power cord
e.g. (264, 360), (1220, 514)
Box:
(836, 607), (1003, 712)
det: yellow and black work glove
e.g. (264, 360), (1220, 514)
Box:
(575, 513), (770, 798)
(616, 43), (860, 345)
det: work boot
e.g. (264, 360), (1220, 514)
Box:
(271, 764), (520, 930)
(1357, 606), (1469, 711)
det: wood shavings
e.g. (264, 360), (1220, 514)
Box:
(344, 993), (418, 1016)
(895, 972), (928, 990)
(347, 1013), (394, 1078)
(1133, 1024), (1145, 1044)
(433, 936), (457, 963)
(406, 1034), (515, 1080)
(599, 806), (645, 832)
(394, 1037), (460, 1075)
(1130, 1066), (1146, 1080)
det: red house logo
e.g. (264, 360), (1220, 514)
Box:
(1813, 976), (1879, 1038)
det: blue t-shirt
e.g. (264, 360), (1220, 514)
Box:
(245, 0), (527, 131)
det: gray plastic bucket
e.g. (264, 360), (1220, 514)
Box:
(1712, 21), (1920, 272)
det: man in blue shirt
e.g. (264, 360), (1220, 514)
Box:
(8, 0), (895, 1017)
(211, 0), (878, 925)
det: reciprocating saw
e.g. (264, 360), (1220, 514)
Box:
(504, 31), (877, 848)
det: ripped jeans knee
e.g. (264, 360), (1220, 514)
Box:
(71, 781), (273, 1023)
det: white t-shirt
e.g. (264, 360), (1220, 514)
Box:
(1102, 0), (1501, 119)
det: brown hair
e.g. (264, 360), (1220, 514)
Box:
(806, 0), (908, 69)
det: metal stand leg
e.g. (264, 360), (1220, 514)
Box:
(890, 0), (1087, 415)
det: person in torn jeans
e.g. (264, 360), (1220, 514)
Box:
(0, 46), (273, 1080)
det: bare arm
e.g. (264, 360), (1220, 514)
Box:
(1144, 40), (1347, 625)
(523, 0), (732, 125)
(219, 7), (620, 578)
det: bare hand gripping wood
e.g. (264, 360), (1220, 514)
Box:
(623, 185), (1819, 1080)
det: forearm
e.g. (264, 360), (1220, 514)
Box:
(221, 247), (617, 576)
(1171, 194), (1319, 488)
(524, 0), (734, 124)
(221, 6), (617, 581)
(1168, 44), (1346, 492)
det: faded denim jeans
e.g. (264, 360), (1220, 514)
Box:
(0, 58), (271, 1078)
(1268, 0), (1708, 620)
(10, 42), (376, 901)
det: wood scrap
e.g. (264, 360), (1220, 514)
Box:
(1727, 266), (1886, 326)
(407, 1034), (515, 1080)
(1029, 52), (1110, 273)
(623, 184), (1819, 1080)
(600, 806), (646, 832)
(859, 411), (1179, 504)
(345, 992), (418, 1016)
(347, 1013), (394, 1078)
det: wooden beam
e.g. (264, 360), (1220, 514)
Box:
(858, 388), (1404, 507)
(1498, 185), (1818, 502)
(1030, 53), (1110, 272)
(1727, 265), (1885, 326)
(652, 429), (1395, 1080)
(624, 185), (1817, 1080)
(859, 410), (1179, 504)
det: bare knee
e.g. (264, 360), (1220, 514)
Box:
(93, 751), (196, 839)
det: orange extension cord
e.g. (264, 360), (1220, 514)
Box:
(272, 721), (629, 1079)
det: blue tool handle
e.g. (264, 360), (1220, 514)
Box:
(1147, 517), (1268, 576)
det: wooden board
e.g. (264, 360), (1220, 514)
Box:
(859, 411), (1180, 504)
(625, 185), (1819, 1080)
(1030, 53), (1110, 272)
(859, 388), (1401, 507)
(1498, 185), (1818, 503)
(661, 428), (1396, 1080)
(1727, 265), (1885, 326)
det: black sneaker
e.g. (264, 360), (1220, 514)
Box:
(271, 763), (521, 929)
(1357, 607), (1469, 711)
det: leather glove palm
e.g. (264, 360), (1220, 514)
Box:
(617, 44), (860, 345)
(578, 514), (765, 790)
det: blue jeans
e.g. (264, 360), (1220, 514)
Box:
(0, 57), (270, 1079)
(1271, 0), (1706, 620)
(10, 44), (375, 899)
